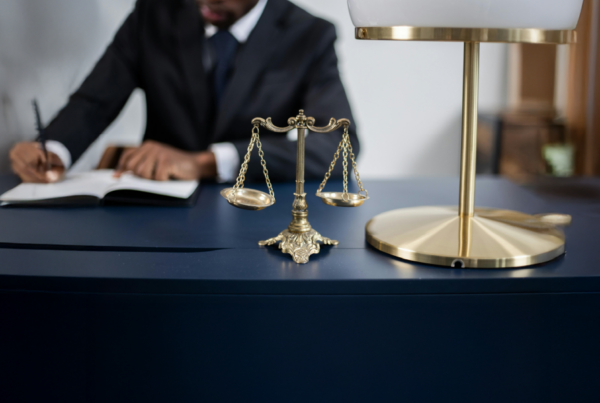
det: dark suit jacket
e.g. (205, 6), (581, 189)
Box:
(45, 0), (359, 182)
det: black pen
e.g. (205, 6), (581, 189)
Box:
(32, 99), (51, 171)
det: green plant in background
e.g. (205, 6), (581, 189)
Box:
(543, 143), (575, 177)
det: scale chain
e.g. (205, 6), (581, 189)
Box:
(316, 124), (367, 200)
(316, 125), (347, 195)
(255, 132), (275, 202)
(342, 129), (349, 201)
(229, 123), (275, 203)
(345, 125), (368, 197)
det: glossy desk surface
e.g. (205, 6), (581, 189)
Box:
(1, 174), (599, 295)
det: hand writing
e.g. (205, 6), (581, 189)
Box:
(10, 142), (65, 183)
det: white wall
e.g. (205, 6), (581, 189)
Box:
(0, 0), (508, 178)
(0, 0), (144, 173)
(293, 0), (508, 178)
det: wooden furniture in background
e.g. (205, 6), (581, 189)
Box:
(477, 111), (566, 179)
(567, 0), (600, 175)
(521, 44), (557, 107)
(479, 1), (600, 179)
(497, 111), (566, 180)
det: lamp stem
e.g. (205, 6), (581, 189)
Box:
(459, 41), (480, 217)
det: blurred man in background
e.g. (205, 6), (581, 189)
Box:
(9, 0), (358, 183)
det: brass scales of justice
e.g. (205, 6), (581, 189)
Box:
(220, 109), (368, 264)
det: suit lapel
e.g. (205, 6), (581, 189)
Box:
(176, 1), (211, 149)
(212, 0), (288, 142)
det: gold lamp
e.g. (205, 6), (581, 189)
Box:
(349, 0), (583, 268)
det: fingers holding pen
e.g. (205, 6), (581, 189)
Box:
(10, 143), (49, 183)
(11, 142), (42, 165)
(45, 152), (66, 182)
(11, 158), (47, 183)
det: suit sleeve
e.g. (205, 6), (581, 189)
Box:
(44, 2), (142, 163)
(232, 22), (360, 183)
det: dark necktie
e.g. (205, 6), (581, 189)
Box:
(210, 30), (239, 107)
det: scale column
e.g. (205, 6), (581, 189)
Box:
(296, 126), (306, 195)
(288, 112), (311, 233)
(458, 41), (480, 217)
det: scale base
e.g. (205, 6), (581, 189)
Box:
(366, 206), (566, 269)
(259, 228), (339, 264)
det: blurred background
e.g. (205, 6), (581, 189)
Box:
(0, 0), (598, 179)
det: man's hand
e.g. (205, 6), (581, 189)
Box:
(114, 140), (217, 181)
(9, 142), (65, 183)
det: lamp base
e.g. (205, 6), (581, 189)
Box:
(365, 206), (566, 268)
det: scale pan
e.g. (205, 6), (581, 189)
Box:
(316, 192), (368, 207)
(220, 188), (274, 210)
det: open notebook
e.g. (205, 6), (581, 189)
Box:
(0, 170), (200, 206)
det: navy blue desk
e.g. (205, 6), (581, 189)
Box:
(1, 175), (599, 403)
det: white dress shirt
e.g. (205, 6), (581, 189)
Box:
(48, 0), (269, 183)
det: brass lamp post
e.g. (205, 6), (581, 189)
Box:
(357, 27), (574, 268)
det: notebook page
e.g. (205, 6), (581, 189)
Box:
(0, 170), (116, 202)
(106, 172), (198, 199)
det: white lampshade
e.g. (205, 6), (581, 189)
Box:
(348, 0), (584, 30)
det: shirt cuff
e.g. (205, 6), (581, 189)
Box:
(44, 140), (72, 169)
(210, 142), (240, 183)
